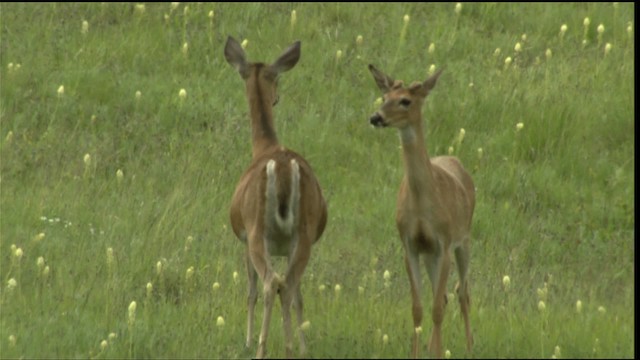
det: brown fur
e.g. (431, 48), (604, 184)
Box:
(225, 36), (327, 358)
(369, 64), (475, 359)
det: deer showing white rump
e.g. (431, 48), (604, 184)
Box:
(368, 64), (475, 359)
(224, 36), (327, 359)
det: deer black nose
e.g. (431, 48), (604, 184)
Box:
(370, 113), (387, 127)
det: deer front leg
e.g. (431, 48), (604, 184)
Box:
(454, 241), (473, 353)
(404, 250), (422, 359)
(429, 249), (451, 359)
(245, 249), (258, 349)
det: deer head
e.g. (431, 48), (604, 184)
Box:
(368, 64), (443, 129)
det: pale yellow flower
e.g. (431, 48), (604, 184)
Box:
(448, 146), (454, 155)
(185, 266), (195, 280)
(179, 88), (187, 101)
(82, 20), (89, 35)
(37, 256), (45, 270)
(584, 17), (591, 27)
(8, 335), (16, 347)
(516, 122), (524, 131)
(135, 4), (145, 14)
(336, 50), (343, 61)
(414, 326), (422, 334)
(108, 332), (117, 341)
(216, 316), (225, 327)
(545, 48), (552, 60)
(382, 334), (389, 345)
(554, 345), (561, 358)
(428, 64), (437, 75)
(182, 42), (189, 56)
(493, 48), (501, 57)
(7, 278), (17, 290)
(538, 300), (546, 312)
(576, 300), (583, 313)
(146, 282), (153, 298)
(116, 169), (124, 183)
(128, 301), (137, 325)
(300, 320), (310, 331)
(383, 270), (391, 281)
(598, 306), (606, 314)
(14, 248), (23, 260)
(233, 271), (239, 284)
(502, 275), (511, 289)
(100, 340), (108, 350)
(504, 56), (512, 68)
(454, 3), (462, 15)
(560, 24), (568, 37)
(57, 85), (65, 98)
(445, 349), (451, 359)
(356, 35), (363, 46)
(290, 10), (297, 28)
(208, 10), (214, 19)
(604, 43), (612, 56)
(318, 284), (326, 292)
(84, 153), (92, 167)
(457, 128), (466, 144)
(241, 39), (249, 49)
(514, 42), (522, 52)
(156, 260), (163, 276)
(334, 284), (342, 293)
(477, 147), (483, 160)
(403, 14), (410, 24)
(428, 42), (435, 54)
(212, 282), (220, 291)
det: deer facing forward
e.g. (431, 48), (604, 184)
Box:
(368, 64), (475, 359)
(224, 36), (327, 359)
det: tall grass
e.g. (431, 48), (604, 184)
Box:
(1, 3), (634, 358)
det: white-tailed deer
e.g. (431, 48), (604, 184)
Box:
(224, 36), (327, 359)
(368, 64), (475, 359)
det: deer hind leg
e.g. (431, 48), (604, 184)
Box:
(426, 247), (450, 359)
(292, 282), (307, 355)
(454, 240), (473, 352)
(281, 234), (311, 357)
(245, 249), (259, 349)
(247, 227), (279, 359)
(404, 249), (423, 359)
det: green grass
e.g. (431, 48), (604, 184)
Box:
(0, 3), (634, 358)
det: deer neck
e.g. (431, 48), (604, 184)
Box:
(246, 65), (279, 159)
(398, 113), (436, 202)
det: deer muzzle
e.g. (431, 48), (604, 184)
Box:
(369, 113), (387, 127)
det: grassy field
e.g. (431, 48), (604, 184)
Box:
(0, 3), (634, 358)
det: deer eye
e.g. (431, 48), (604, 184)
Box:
(399, 98), (412, 107)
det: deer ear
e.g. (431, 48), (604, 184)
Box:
(368, 64), (395, 93)
(422, 68), (444, 94)
(270, 41), (301, 74)
(224, 36), (249, 78)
